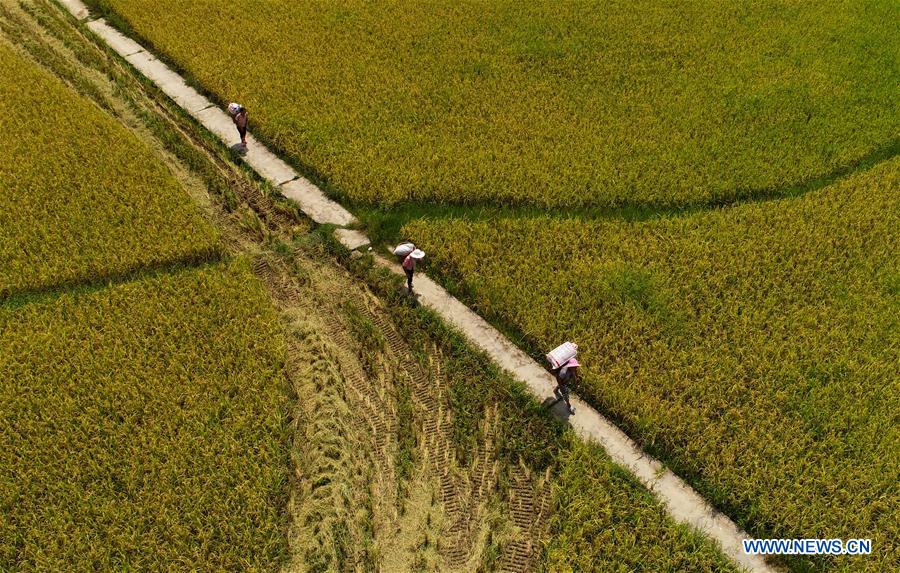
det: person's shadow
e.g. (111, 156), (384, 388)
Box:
(542, 396), (573, 423)
(404, 286), (419, 308)
(230, 143), (248, 156)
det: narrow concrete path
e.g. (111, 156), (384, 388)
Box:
(71, 4), (358, 230)
(58, 2), (778, 571)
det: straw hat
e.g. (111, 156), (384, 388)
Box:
(410, 249), (425, 260)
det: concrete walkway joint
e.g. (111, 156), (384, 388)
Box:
(56, 1), (778, 570)
(335, 229), (371, 251)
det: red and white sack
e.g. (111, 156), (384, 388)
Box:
(546, 342), (578, 370)
(393, 242), (415, 257)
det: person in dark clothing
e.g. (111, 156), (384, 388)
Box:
(553, 358), (579, 414)
(227, 102), (249, 149)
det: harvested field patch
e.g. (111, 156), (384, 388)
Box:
(259, 248), (741, 571)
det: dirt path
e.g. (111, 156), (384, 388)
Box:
(54, 2), (777, 571)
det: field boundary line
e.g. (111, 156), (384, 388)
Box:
(56, 1), (778, 570)
(0, 253), (224, 310)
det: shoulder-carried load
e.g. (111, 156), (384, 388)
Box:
(393, 242), (415, 257)
(546, 341), (578, 370)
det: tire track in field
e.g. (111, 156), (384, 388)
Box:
(282, 332), (373, 572)
(253, 256), (400, 519)
(368, 308), (499, 568)
(498, 463), (552, 573)
(253, 254), (401, 571)
(368, 307), (549, 572)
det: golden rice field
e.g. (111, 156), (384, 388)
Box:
(0, 41), (218, 299)
(53, 2), (899, 571)
(88, 0), (898, 207)
(405, 158), (900, 572)
(0, 261), (289, 570)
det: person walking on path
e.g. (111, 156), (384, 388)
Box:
(554, 357), (579, 414)
(402, 249), (425, 294)
(227, 102), (249, 149)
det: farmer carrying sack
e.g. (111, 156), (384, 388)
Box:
(546, 342), (578, 370)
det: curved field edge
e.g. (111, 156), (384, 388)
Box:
(0, 260), (291, 570)
(401, 158), (900, 573)
(84, 0), (898, 208)
(0, 39), (219, 300)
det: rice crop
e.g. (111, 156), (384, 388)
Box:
(0, 41), (218, 299)
(403, 158), (900, 572)
(88, 0), (898, 207)
(0, 261), (290, 570)
(372, 269), (741, 572)
(546, 439), (737, 572)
